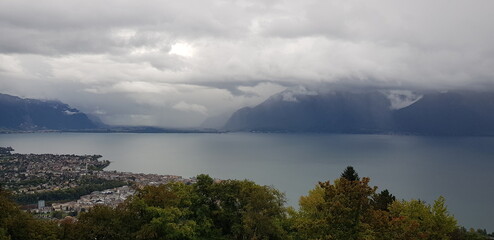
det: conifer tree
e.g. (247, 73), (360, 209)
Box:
(341, 166), (360, 181)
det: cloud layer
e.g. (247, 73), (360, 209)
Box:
(1, 0), (493, 127)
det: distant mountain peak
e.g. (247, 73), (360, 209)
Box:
(0, 93), (98, 131)
(224, 89), (494, 136)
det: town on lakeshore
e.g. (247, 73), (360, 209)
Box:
(0, 146), (196, 217)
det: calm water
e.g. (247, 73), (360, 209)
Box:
(0, 133), (493, 231)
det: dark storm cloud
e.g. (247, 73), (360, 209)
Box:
(1, 0), (494, 127)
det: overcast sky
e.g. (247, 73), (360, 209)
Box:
(1, 0), (493, 127)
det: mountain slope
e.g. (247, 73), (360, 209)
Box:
(393, 91), (494, 135)
(225, 91), (393, 133)
(224, 90), (494, 136)
(0, 93), (97, 130)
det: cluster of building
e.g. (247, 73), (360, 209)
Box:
(0, 147), (196, 216)
(29, 185), (135, 214)
(50, 186), (136, 213)
(0, 150), (109, 194)
(96, 170), (194, 187)
(30, 175), (196, 215)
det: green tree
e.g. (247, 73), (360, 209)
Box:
(371, 189), (396, 211)
(319, 177), (376, 240)
(74, 205), (131, 240)
(0, 187), (60, 240)
(291, 167), (462, 240)
(129, 183), (198, 240)
(210, 179), (288, 240)
(0, 228), (9, 240)
(134, 206), (197, 240)
(449, 227), (489, 240)
(73, 177), (289, 240)
(431, 196), (458, 239)
(341, 166), (360, 181)
(389, 196), (457, 240)
(294, 167), (379, 240)
(59, 217), (79, 240)
(290, 185), (328, 239)
(189, 174), (224, 239)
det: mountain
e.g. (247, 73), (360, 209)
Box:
(0, 93), (97, 131)
(224, 89), (494, 136)
(393, 91), (494, 135)
(225, 90), (393, 133)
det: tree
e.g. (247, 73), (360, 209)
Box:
(189, 174), (224, 238)
(294, 167), (378, 240)
(74, 205), (131, 240)
(389, 196), (457, 240)
(59, 217), (79, 240)
(341, 166), (360, 181)
(431, 196), (458, 240)
(59, 176), (289, 240)
(449, 227), (489, 240)
(319, 177), (376, 240)
(210, 179), (288, 240)
(371, 189), (396, 211)
(0, 187), (60, 240)
(291, 185), (328, 239)
(291, 167), (466, 240)
(130, 183), (198, 240)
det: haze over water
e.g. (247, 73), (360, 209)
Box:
(1, 132), (493, 231)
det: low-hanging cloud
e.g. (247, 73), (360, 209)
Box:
(1, 0), (493, 127)
(173, 101), (208, 115)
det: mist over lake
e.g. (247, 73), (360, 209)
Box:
(1, 132), (493, 231)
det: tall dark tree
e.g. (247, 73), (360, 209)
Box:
(372, 189), (396, 211)
(341, 166), (360, 181)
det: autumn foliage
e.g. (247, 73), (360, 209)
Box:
(0, 167), (490, 240)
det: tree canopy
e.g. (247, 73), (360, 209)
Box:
(0, 168), (491, 240)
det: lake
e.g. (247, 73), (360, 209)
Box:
(0, 132), (493, 231)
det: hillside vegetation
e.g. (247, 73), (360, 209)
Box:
(0, 167), (491, 240)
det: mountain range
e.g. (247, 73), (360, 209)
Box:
(0, 93), (97, 131)
(0, 93), (216, 133)
(224, 89), (494, 136)
(3, 90), (494, 136)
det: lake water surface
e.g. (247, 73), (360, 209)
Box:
(0, 133), (493, 231)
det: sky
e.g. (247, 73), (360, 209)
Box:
(1, 0), (494, 127)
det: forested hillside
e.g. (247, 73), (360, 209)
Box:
(0, 168), (491, 240)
